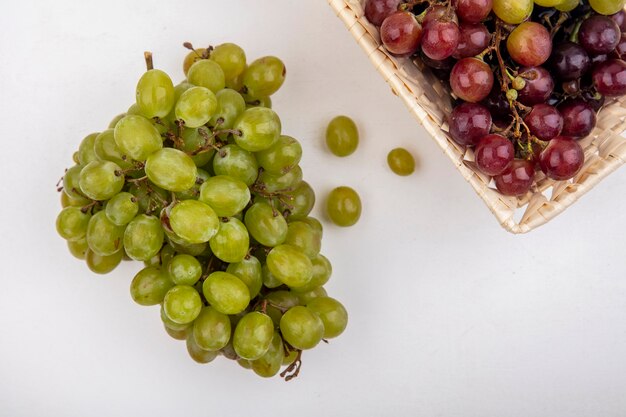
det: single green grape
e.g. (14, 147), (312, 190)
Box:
(130, 266), (173, 306)
(174, 81), (194, 100)
(284, 221), (321, 259)
(56, 207), (91, 241)
(233, 107), (281, 152)
(211, 43), (247, 81)
(202, 271), (250, 315)
(169, 200), (219, 244)
(255, 135), (302, 175)
(164, 324), (191, 341)
(124, 214), (164, 261)
(167, 254), (202, 285)
(175, 86), (217, 128)
(326, 186), (362, 227)
(183, 48), (207, 76)
(163, 285), (202, 324)
(105, 192), (138, 226)
(67, 238), (89, 260)
(187, 59), (226, 93)
(282, 181), (315, 220)
(280, 306), (325, 350)
(226, 256), (263, 299)
(212, 144), (259, 186)
(257, 165), (302, 193)
(114, 115), (163, 161)
(264, 290), (301, 327)
(175, 168), (210, 200)
(244, 202), (288, 247)
(209, 88), (246, 131)
(145, 148), (197, 192)
(77, 133), (100, 165)
(233, 312), (274, 360)
(199, 175), (250, 217)
(555, 0), (580, 11)
(209, 218), (250, 263)
(326, 115), (359, 157)
(86, 250), (124, 274)
(179, 128), (214, 167)
(296, 287), (328, 305)
(266, 245), (313, 288)
(63, 165), (86, 200)
(86, 210), (125, 256)
(306, 297), (348, 339)
(251, 330), (284, 378)
(262, 264), (283, 289)
(186, 333), (219, 364)
(242, 56), (286, 97)
(192, 307), (232, 351)
(79, 160), (124, 201)
(387, 148), (416, 176)
(94, 129), (134, 170)
(291, 254), (332, 293)
(301, 216), (323, 236)
(136, 69), (175, 118)
(492, 0), (533, 24)
(589, 0), (625, 14)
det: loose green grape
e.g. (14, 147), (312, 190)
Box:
(105, 192), (138, 226)
(187, 59), (226, 93)
(282, 181), (315, 220)
(301, 216), (323, 236)
(257, 165), (302, 193)
(264, 291), (300, 327)
(163, 285), (202, 324)
(77, 133), (100, 165)
(387, 148), (416, 176)
(280, 306), (325, 350)
(130, 266), (173, 306)
(136, 69), (175, 118)
(167, 254), (202, 285)
(242, 56), (286, 97)
(145, 148), (197, 192)
(255, 135), (302, 175)
(209, 218), (249, 263)
(296, 287), (328, 305)
(233, 312), (274, 360)
(63, 165), (86, 200)
(209, 89), (246, 130)
(175, 86), (217, 128)
(78, 160), (124, 201)
(589, 0), (625, 14)
(212, 144), (259, 186)
(165, 325), (191, 341)
(175, 168), (210, 200)
(284, 221), (321, 259)
(86, 249), (124, 274)
(114, 115), (163, 161)
(183, 48), (207, 76)
(267, 245), (313, 288)
(244, 202), (288, 247)
(129, 181), (169, 215)
(326, 186), (362, 227)
(307, 297), (348, 339)
(56, 207), (91, 241)
(251, 331), (284, 378)
(262, 264), (283, 289)
(556, 0), (579, 11)
(326, 116), (359, 157)
(492, 0), (533, 24)
(192, 307), (231, 351)
(202, 271), (250, 315)
(86, 211), (125, 256)
(233, 107), (281, 152)
(124, 214), (164, 261)
(199, 175), (250, 217)
(211, 43), (247, 81)
(226, 256), (263, 299)
(67, 238), (89, 260)
(292, 254), (332, 293)
(169, 200), (219, 244)
(94, 129), (134, 170)
(186, 333), (219, 364)
(179, 129), (214, 167)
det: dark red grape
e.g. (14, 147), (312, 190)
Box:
(454, 0), (492, 23)
(592, 59), (626, 96)
(450, 57), (494, 102)
(578, 15), (620, 55)
(482, 84), (511, 118)
(419, 50), (455, 70)
(610, 10), (626, 32)
(421, 20), (460, 60)
(582, 90), (606, 111)
(549, 42), (591, 81)
(380, 12), (423, 56)
(447, 102), (492, 146)
(452, 22), (491, 59)
(524, 104), (563, 141)
(422, 5), (459, 26)
(365, 0), (402, 26)
(539, 137), (584, 181)
(591, 53), (609, 65)
(517, 66), (554, 105)
(614, 33), (626, 58)
(494, 159), (535, 196)
(507, 22), (552, 67)
(562, 80), (580, 95)
(558, 99), (597, 138)
(475, 134), (515, 176)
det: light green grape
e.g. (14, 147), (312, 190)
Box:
(284, 221), (321, 259)
(255, 135), (302, 175)
(105, 192), (138, 226)
(199, 175), (250, 217)
(555, 0), (580, 10)
(282, 181), (315, 220)
(387, 148), (416, 176)
(130, 266), (173, 306)
(169, 200), (219, 244)
(166, 237), (208, 257)
(242, 56), (286, 97)
(326, 186), (361, 227)
(180, 128), (215, 167)
(94, 129), (134, 170)
(266, 245), (313, 288)
(160, 304), (190, 331)
(183, 48), (207, 76)
(306, 297), (348, 339)
(79, 160), (124, 201)
(244, 202), (288, 247)
(167, 254), (202, 286)
(212, 144), (259, 186)
(174, 81), (194, 101)
(211, 43), (247, 81)
(77, 133), (100, 165)
(257, 165), (302, 193)
(63, 165), (86, 200)
(124, 214), (164, 261)
(209, 218), (249, 263)
(326, 116), (359, 157)
(56, 207), (91, 241)
(67, 238), (89, 259)
(109, 113), (126, 129)
(136, 69), (175, 118)
(296, 287), (328, 305)
(264, 290), (300, 327)
(186, 333), (219, 364)
(202, 271), (250, 315)
(534, 0), (561, 5)
(163, 285), (202, 324)
(86, 210), (125, 256)
(292, 254), (332, 293)
(233, 312), (274, 360)
(262, 264), (283, 289)
(251, 331), (284, 378)
(589, 0), (625, 14)
(175, 168), (210, 200)
(226, 256), (263, 299)
(114, 115), (163, 161)
(86, 250), (124, 274)
(187, 59), (226, 93)
(209, 88), (246, 130)
(192, 307), (231, 351)
(165, 325), (191, 341)
(60, 190), (90, 208)
(493, 0), (533, 24)
(301, 216), (323, 236)
(175, 86), (217, 128)
(233, 107), (281, 152)
(279, 306), (325, 350)
(145, 148), (197, 192)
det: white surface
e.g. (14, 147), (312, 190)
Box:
(1, 1), (626, 416)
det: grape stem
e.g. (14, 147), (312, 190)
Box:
(80, 200), (100, 214)
(280, 349), (303, 382)
(144, 52), (153, 71)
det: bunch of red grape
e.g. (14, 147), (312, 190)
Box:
(365, 0), (626, 196)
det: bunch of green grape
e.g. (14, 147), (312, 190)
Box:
(56, 42), (348, 380)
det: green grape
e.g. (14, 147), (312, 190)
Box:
(72, 152), (80, 164)
(306, 297), (348, 339)
(164, 324), (191, 341)
(127, 103), (141, 115)
(186, 333), (219, 364)
(226, 256), (263, 299)
(180, 128), (215, 167)
(326, 116), (359, 157)
(257, 165), (302, 193)
(255, 135), (302, 175)
(199, 175), (250, 217)
(166, 236), (208, 257)
(130, 266), (173, 305)
(105, 192), (138, 226)
(238, 358), (252, 369)
(77, 133), (100, 165)
(183, 48), (207, 76)
(56, 207), (91, 241)
(145, 148), (197, 192)
(292, 254), (332, 293)
(282, 181), (315, 220)
(114, 115), (163, 161)
(78, 160), (124, 201)
(244, 202), (288, 247)
(326, 186), (361, 227)
(387, 148), (416, 176)
(209, 218), (249, 263)
(211, 43), (247, 81)
(209, 89), (246, 130)
(67, 238), (89, 259)
(226, 71), (245, 91)
(192, 307), (231, 351)
(534, 0), (561, 5)
(174, 81), (194, 100)
(60, 191), (90, 208)
(251, 330), (284, 378)
(555, 0), (579, 11)
(212, 144), (259, 186)
(202, 271), (250, 315)
(163, 285), (202, 324)
(266, 245), (313, 288)
(264, 290), (300, 327)
(94, 129), (134, 170)
(284, 221), (321, 259)
(242, 56), (286, 97)
(160, 243), (177, 266)
(280, 306), (325, 350)
(136, 69), (175, 118)
(492, 0), (533, 24)
(233, 312), (274, 360)
(301, 216), (323, 236)
(262, 264), (283, 289)
(160, 304), (190, 331)
(187, 59), (226, 93)
(169, 200), (219, 244)
(63, 165), (86, 200)
(176, 168), (210, 200)
(175, 86), (217, 128)
(124, 214), (164, 261)
(296, 287), (328, 305)
(167, 254), (202, 285)
(86, 249), (124, 274)
(109, 113), (126, 129)
(245, 95), (272, 109)
(86, 210), (125, 256)
(129, 181), (169, 215)
(589, 0), (624, 14)
(233, 107), (281, 152)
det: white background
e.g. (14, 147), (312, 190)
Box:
(1, 1), (626, 416)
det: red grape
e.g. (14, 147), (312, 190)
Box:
(365, 0), (402, 26)
(539, 137), (584, 181)
(524, 104), (564, 141)
(454, 0), (493, 23)
(482, 84), (511, 117)
(422, 5), (458, 26)
(450, 57), (494, 102)
(380, 12), (423, 56)
(615, 33), (626, 58)
(494, 159), (535, 196)
(610, 10), (626, 32)
(420, 50), (455, 70)
(582, 90), (606, 111)
(475, 134), (515, 176)
(421, 20), (460, 60)
(452, 22), (491, 59)
(578, 15), (621, 55)
(448, 102), (492, 146)
(507, 22), (552, 67)
(593, 58), (626, 96)
(517, 66), (555, 105)
(549, 42), (591, 81)
(559, 99), (597, 138)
